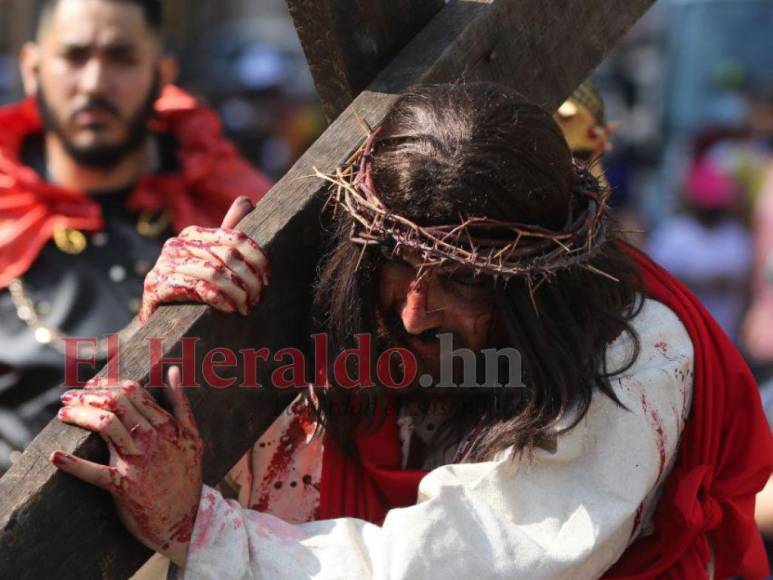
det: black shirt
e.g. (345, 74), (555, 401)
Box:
(0, 133), (178, 467)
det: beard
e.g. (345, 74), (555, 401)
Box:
(372, 307), (510, 440)
(374, 306), (483, 394)
(36, 73), (161, 171)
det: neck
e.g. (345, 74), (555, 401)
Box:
(44, 134), (156, 194)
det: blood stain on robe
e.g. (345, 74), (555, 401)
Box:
(253, 409), (314, 511)
(640, 393), (666, 481)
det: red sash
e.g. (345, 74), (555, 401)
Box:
(318, 244), (773, 578)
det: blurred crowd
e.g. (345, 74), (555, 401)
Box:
(594, 0), (773, 397)
(592, 2), (773, 562)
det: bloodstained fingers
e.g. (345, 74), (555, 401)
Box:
(84, 375), (110, 390)
(141, 271), (237, 323)
(50, 451), (124, 492)
(230, 233), (269, 287)
(169, 258), (250, 314)
(180, 228), (266, 271)
(165, 366), (199, 436)
(181, 242), (261, 307)
(183, 241), (266, 304)
(140, 266), (198, 322)
(205, 244), (265, 304)
(57, 406), (141, 456)
(220, 196), (254, 230)
(139, 267), (172, 323)
(123, 381), (177, 429)
(193, 278), (238, 313)
(61, 387), (153, 435)
(159, 237), (194, 261)
(232, 232), (270, 288)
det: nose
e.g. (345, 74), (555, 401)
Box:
(79, 58), (109, 96)
(400, 276), (444, 335)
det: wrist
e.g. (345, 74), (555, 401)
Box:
(162, 540), (191, 568)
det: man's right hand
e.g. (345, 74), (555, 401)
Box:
(139, 197), (269, 323)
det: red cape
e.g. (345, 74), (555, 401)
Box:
(0, 86), (272, 289)
(318, 244), (773, 578)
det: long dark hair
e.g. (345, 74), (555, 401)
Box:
(313, 82), (642, 461)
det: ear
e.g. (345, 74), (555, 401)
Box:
(19, 42), (41, 97)
(158, 54), (179, 88)
(602, 122), (619, 153)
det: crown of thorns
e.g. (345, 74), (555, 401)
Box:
(316, 127), (615, 287)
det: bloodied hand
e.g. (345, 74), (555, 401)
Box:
(139, 196), (270, 323)
(51, 367), (201, 566)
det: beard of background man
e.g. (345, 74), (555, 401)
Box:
(35, 72), (161, 172)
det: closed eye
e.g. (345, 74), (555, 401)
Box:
(444, 269), (487, 288)
(379, 245), (415, 269)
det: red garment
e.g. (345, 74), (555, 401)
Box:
(0, 86), (272, 289)
(318, 244), (773, 578)
(318, 400), (426, 524)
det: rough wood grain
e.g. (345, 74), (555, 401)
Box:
(286, 0), (445, 122)
(0, 0), (655, 578)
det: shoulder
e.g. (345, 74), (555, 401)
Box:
(0, 99), (41, 155)
(542, 299), (694, 464)
(606, 297), (694, 380)
(529, 298), (694, 518)
(606, 298), (694, 426)
(598, 298), (694, 481)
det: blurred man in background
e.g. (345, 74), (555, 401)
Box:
(554, 79), (616, 189)
(554, 78), (649, 248)
(647, 158), (752, 343)
(0, 0), (271, 473)
(742, 93), (773, 376)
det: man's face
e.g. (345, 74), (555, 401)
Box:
(377, 248), (496, 384)
(23, 0), (163, 166)
(554, 101), (608, 163)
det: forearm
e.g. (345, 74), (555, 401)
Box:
(755, 476), (773, 537)
(162, 538), (192, 569)
(183, 452), (643, 580)
(181, 485), (368, 580)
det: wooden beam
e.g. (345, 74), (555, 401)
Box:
(0, 0), (655, 578)
(286, 0), (445, 122)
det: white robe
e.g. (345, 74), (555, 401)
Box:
(181, 298), (694, 580)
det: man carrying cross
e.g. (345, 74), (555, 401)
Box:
(52, 83), (771, 578)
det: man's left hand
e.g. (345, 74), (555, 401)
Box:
(51, 367), (202, 567)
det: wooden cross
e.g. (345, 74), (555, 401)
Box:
(0, 1), (655, 577)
